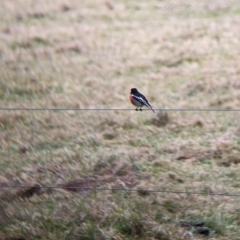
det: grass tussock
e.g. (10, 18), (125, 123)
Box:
(0, 0), (240, 239)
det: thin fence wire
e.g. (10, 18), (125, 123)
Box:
(2, 185), (240, 197)
(0, 107), (239, 198)
(0, 107), (240, 112)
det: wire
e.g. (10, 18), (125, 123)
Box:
(0, 106), (239, 197)
(0, 107), (240, 112)
(2, 185), (240, 197)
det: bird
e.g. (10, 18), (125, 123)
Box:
(129, 88), (155, 113)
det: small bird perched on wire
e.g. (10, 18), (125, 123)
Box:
(129, 88), (155, 113)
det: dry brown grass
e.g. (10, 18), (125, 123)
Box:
(1, 0), (240, 239)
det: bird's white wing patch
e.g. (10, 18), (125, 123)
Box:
(132, 95), (150, 108)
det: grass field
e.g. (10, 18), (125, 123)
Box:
(0, 0), (240, 239)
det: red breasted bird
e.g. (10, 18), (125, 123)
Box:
(129, 88), (155, 113)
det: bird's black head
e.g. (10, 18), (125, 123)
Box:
(131, 88), (138, 94)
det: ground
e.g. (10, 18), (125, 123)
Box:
(0, 0), (240, 239)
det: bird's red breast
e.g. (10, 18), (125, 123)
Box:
(129, 94), (133, 103)
(130, 94), (141, 107)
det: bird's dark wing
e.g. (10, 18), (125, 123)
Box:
(135, 92), (155, 113)
(138, 92), (150, 105)
(132, 94), (151, 108)
(132, 95), (146, 105)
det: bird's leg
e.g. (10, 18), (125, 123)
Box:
(139, 107), (143, 111)
(135, 108), (139, 111)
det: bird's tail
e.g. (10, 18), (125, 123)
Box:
(150, 106), (155, 113)
(146, 103), (155, 113)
